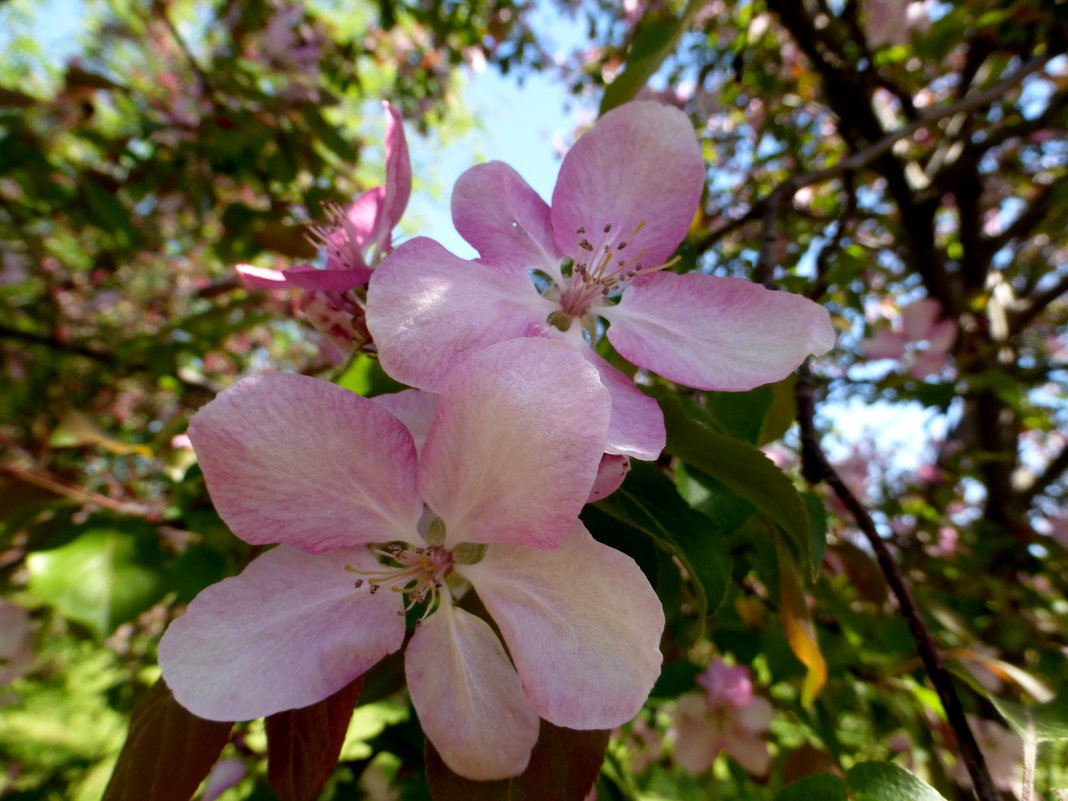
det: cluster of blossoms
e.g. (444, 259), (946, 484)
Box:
(161, 101), (834, 780)
(670, 661), (773, 776)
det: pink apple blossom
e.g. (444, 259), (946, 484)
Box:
(158, 337), (664, 781)
(859, 297), (956, 379)
(669, 661), (772, 775)
(366, 101), (835, 460)
(237, 101), (411, 351)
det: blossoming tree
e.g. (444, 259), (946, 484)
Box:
(2, 2), (1067, 801)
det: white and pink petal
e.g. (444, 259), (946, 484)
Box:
(551, 102), (703, 270)
(188, 373), (422, 552)
(159, 545), (405, 722)
(457, 522), (664, 729)
(367, 238), (555, 391)
(452, 161), (561, 278)
(419, 338), (610, 550)
(602, 272), (835, 391)
(404, 598), (540, 781)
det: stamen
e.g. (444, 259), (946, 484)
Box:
(305, 201), (363, 272)
(345, 542), (453, 620)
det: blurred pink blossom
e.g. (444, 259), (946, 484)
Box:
(859, 298), (956, 379)
(670, 661), (772, 775)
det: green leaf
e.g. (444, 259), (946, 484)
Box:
(102, 679), (233, 801)
(845, 762), (949, 801)
(758, 374), (798, 445)
(27, 524), (165, 639)
(599, 0), (705, 115)
(267, 677), (363, 801)
(775, 533), (826, 707)
(802, 491), (829, 570)
(989, 692), (1068, 742)
(425, 720), (609, 801)
(779, 773), (849, 801)
(595, 461), (731, 630)
(661, 394), (814, 577)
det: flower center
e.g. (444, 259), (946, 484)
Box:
(346, 542), (453, 618)
(552, 221), (679, 325)
(306, 201), (366, 272)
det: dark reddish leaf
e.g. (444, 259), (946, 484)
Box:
(102, 679), (233, 801)
(266, 677), (364, 801)
(425, 720), (610, 801)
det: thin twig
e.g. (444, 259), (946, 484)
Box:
(795, 363), (1001, 801)
(696, 54), (1053, 251)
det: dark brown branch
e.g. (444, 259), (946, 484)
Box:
(695, 55), (1052, 267)
(1009, 270), (1068, 335)
(1021, 443), (1068, 507)
(795, 363), (1002, 801)
(0, 322), (116, 364)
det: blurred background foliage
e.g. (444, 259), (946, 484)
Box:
(2, 0), (1068, 799)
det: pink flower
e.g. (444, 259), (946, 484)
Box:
(859, 298), (956, 379)
(366, 101), (835, 460)
(158, 338), (665, 781)
(669, 661), (772, 776)
(237, 101), (411, 350)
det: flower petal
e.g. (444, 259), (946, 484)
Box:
(405, 599), (540, 781)
(900, 298), (941, 341)
(586, 349), (666, 459)
(188, 373), (422, 551)
(587, 454), (630, 502)
(420, 339), (610, 549)
(367, 237), (555, 390)
(458, 522), (664, 728)
(926, 318), (957, 352)
(670, 693), (723, 774)
(859, 329), (908, 360)
(908, 350), (947, 379)
(371, 389), (438, 453)
(602, 272), (836, 391)
(723, 729), (771, 775)
(158, 545), (405, 722)
(551, 102), (703, 269)
(452, 161), (561, 277)
(236, 264), (371, 292)
(382, 101), (411, 237)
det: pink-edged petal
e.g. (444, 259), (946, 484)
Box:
(341, 187), (387, 254)
(158, 545), (405, 722)
(723, 729), (771, 775)
(551, 102), (703, 269)
(734, 696), (773, 734)
(367, 238), (556, 391)
(859, 329), (908, 360)
(926, 318), (957, 352)
(457, 522), (664, 728)
(900, 298), (941, 341)
(382, 101), (411, 235)
(420, 338), (610, 549)
(405, 598), (540, 781)
(452, 161), (561, 277)
(602, 272), (836, 391)
(670, 693), (724, 774)
(188, 373), (421, 552)
(586, 350), (666, 460)
(201, 759), (246, 801)
(371, 389), (438, 453)
(908, 350), (948, 379)
(237, 263), (371, 292)
(588, 454), (630, 502)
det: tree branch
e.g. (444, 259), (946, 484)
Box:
(795, 363), (1002, 801)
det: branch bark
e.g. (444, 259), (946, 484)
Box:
(795, 363), (1002, 801)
